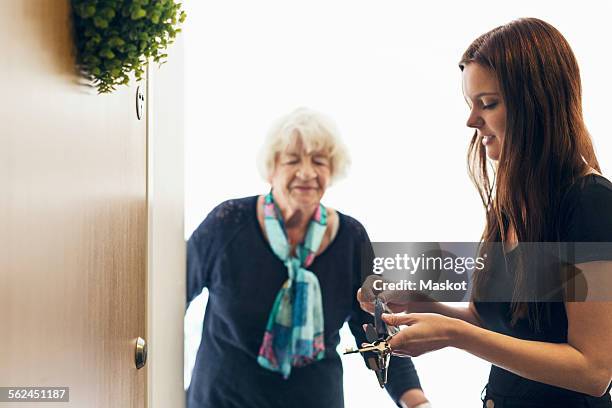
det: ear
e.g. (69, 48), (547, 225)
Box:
(268, 153), (281, 183)
(267, 166), (276, 184)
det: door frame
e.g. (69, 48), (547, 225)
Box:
(146, 36), (186, 408)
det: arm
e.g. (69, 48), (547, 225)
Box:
(387, 178), (612, 397)
(411, 301), (482, 327)
(453, 299), (612, 396)
(350, 226), (428, 408)
(186, 232), (206, 308)
(186, 202), (227, 309)
(454, 180), (612, 395)
(384, 262), (612, 397)
(347, 302), (428, 407)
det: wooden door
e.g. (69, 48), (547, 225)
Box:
(0, 1), (147, 407)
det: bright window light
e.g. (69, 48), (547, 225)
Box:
(183, 1), (612, 406)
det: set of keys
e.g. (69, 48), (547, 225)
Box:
(343, 297), (399, 388)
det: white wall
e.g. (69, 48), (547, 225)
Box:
(148, 38), (186, 408)
(183, 1), (612, 406)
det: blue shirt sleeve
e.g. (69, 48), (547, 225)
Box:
(187, 229), (208, 307)
(345, 217), (422, 405)
(187, 199), (244, 308)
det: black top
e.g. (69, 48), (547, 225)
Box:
(475, 175), (612, 404)
(186, 196), (421, 408)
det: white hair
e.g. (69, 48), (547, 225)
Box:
(257, 107), (351, 183)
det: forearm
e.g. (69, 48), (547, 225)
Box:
(453, 319), (610, 396)
(429, 303), (480, 326)
(384, 353), (423, 404)
(409, 302), (481, 326)
(348, 302), (424, 403)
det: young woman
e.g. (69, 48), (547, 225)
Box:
(359, 18), (612, 407)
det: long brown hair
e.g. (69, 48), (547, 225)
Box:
(459, 18), (600, 327)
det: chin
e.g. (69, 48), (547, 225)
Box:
(291, 195), (320, 208)
(485, 147), (501, 161)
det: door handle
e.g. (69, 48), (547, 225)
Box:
(135, 337), (147, 369)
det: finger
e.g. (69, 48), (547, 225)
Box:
(359, 301), (375, 315)
(391, 349), (414, 358)
(357, 292), (375, 313)
(388, 336), (404, 353)
(360, 275), (382, 301)
(356, 288), (364, 302)
(387, 331), (414, 354)
(377, 291), (391, 304)
(357, 288), (376, 315)
(386, 302), (410, 313)
(381, 313), (416, 326)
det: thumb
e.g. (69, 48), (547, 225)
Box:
(382, 313), (417, 326)
(356, 288), (365, 302)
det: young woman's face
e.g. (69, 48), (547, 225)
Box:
(462, 63), (507, 161)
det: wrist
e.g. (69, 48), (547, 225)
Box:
(399, 388), (428, 408)
(448, 316), (471, 349)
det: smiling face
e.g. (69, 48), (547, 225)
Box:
(462, 63), (507, 161)
(269, 137), (331, 213)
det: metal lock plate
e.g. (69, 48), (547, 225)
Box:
(136, 86), (145, 120)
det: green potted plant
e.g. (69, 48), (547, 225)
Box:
(72, 0), (186, 93)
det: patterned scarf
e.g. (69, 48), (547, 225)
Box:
(257, 191), (327, 378)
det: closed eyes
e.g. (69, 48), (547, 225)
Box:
(283, 159), (328, 166)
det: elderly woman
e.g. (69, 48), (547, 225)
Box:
(186, 108), (428, 408)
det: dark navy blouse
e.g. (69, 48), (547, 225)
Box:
(186, 196), (421, 408)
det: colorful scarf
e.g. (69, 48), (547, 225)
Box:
(257, 191), (327, 378)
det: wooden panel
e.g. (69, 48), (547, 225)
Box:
(0, 1), (147, 407)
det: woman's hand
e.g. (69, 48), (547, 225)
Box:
(357, 275), (436, 315)
(357, 287), (405, 314)
(399, 388), (430, 408)
(382, 313), (462, 357)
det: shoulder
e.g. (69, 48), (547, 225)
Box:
(566, 173), (612, 197)
(336, 210), (371, 243)
(561, 175), (612, 242)
(209, 196), (257, 223)
(561, 174), (612, 216)
(190, 196), (257, 243)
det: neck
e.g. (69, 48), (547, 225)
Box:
(280, 204), (316, 231)
(271, 192), (318, 233)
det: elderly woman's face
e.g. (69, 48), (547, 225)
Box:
(270, 138), (331, 210)
(462, 63), (507, 161)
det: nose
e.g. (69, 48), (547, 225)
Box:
(466, 108), (484, 129)
(296, 160), (316, 179)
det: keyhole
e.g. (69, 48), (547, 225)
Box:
(136, 86), (145, 120)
